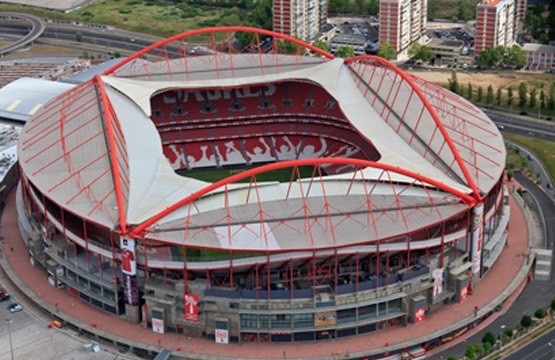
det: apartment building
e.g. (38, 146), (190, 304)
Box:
(273, 0), (327, 42)
(475, 0), (518, 53)
(379, 0), (427, 53)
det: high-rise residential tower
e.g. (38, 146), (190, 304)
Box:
(379, 0), (427, 53)
(273, 0), (328, 42)
(475, 0), (517, 53)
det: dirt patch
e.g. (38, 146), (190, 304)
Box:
(411, 70), (553, 90)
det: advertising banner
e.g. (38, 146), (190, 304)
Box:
(432, 268), (444, 297)
(471, 204), (484, 274)
(120, 237), (137, 276)
(215, 329), (229, 344)
(315, 311), (337, 327)
(184, 293), (200, 322)
(459, 285), (468, 302)
(414, 307), (426, 323)
(152, 318), (165, 334)
(123, 273), (139, 305)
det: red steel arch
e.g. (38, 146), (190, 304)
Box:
(102, 26), (335, 76)
(344, 55), (482, 201)
(129, 157), (476, 238)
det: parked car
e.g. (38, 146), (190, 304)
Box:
(0, 294), (10, 302)
(7, 303), (22, 313)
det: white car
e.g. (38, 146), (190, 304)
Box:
(7, 303), (22, 313)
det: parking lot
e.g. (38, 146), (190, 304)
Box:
(0, 284), (138, 360)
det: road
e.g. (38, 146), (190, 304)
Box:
(430, 173), (555, 359)
(483, 108), (555, 142)
(0, 13), (45, 55)
(505, 327), (555, 360)
(0, 21), (177, 58)
(507, 141), (555, 201)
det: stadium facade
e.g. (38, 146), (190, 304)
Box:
(17, 27), (509, 345)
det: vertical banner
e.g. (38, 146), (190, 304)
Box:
(120, 237), (138, 305)
(122, 273), (139, 305)
(471, 204), (484, 274)
(120, 238), (137, 275)
(432, 268), (444, 298)
(184, 293), (200, 322)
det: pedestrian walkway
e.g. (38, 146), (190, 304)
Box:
(0, 189), (531, 360)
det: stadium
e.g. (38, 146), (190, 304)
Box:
(17, 27), (509, 345)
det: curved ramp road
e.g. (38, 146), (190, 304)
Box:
(0, 13), (45, 56)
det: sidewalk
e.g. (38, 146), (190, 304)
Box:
(0, 189), (531, 360)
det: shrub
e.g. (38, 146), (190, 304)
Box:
(447, 356), (457, 360)
(504, 327), (513, 338)
(465, 345), (477, 360)
(483, 341), (492, 353)
(521, 314), (533, 328)
(482, 331), (496, 346)
(535, 308), (546, 319)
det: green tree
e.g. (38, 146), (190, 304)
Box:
(476, 46), (505, 68)
(518, 82), (528, 107)
(377, 43), (396, 60)
(521, 314), (533, 327)
(465, 344), (477, 360)
(496, 88), (502, 105)
(248, 0), (273, 29)
(76, 32), (82, 42)
(408, 43), (434, 63)
(312, 40), (330, 53)
(465, 343), (484, 360)
(448, 71), (459, 94)
(467, 82), (473, 100)
(368, 0), (379, 15)
(525, 7), (546, 41)
(551, 298), (555, 312)
(487, 84), (494, 105)
(505, 45), (527, 68)
(235, 30), (255, 47)
(507, 86), (514, 106)
(328, 0), (347, 14)
(456, 0), (474, 20)
(447, 357), (457, 360)
(529, 87), (537, 108)
(540, 89), (546, 110)
(335, 45), (355, 58)
(482, 331), (496, 346)
(535, 308), (546, 319)
(477, 86), (483, 102)
(549, 84), (555, 110)
(277, 40), (298, 54)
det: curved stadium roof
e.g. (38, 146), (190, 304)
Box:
(18, 27), (506, 252)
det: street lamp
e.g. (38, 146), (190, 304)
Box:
(5, 317), (14, 360)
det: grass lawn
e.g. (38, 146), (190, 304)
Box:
(0, 1), (236, 38)
(180, 166), (320, 183)
(503, 133), (555, 182)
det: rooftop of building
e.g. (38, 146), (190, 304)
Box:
(428, 38), (465, 48)
(522, 43), (555, 53)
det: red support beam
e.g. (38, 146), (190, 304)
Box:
(345, 56), (482, 200)
(130, 157), (476, 238)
